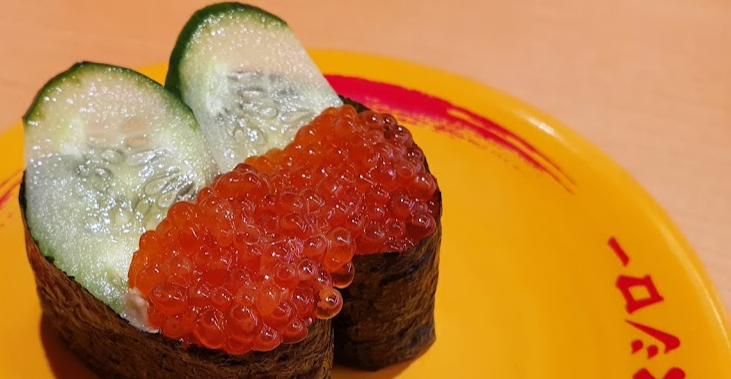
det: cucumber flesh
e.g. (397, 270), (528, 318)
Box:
(166, 3), (343, 172)
(23, 62), (218, 314)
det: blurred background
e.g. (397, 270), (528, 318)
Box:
(0, 0), (729, 310)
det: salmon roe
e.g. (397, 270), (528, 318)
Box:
(128, 105), (440, 354)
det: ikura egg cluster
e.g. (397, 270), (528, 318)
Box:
(128, 105), (440, 355)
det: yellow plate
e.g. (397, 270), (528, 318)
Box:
(1, 51), (729, 379)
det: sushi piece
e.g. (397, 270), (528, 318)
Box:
(165, 2), (441, 365)
(20, 62), (334, 379)
(163, 1), (443, 368)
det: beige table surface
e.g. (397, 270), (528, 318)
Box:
(1, 0), (729, 314)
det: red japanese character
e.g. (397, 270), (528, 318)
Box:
(633, 367), (685, 379)
(627, 320), (681, 358)
(616, 275), (664, 313)
(608, 237), (630, 266)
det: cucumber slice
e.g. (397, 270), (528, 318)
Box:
(166, 2), (343, 172)
(23, 62), (218, 314)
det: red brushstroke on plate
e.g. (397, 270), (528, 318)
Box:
(326, 75), (574, 192)
(0, 169), (20, 190)
(0, 170), (22, 211)
(0, 181), (20, 210)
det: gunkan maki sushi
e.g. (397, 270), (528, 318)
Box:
(164, 3), (443, 371)
(21, 60), (335, 379)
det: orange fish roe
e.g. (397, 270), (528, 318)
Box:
(128, 105), (439, 355)
(245, 106), (440, 253)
